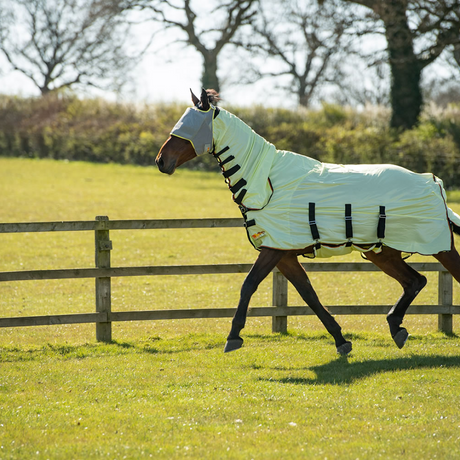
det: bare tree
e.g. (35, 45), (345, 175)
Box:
(333, 60), (391, 107)
(443, 42), (460, 80)
(234, 0), (358, 107)
(423, 41), (460, 106)
(342, 0), (460, 129)
(0, 0), (136, 95)
(123, 0), (258, 93)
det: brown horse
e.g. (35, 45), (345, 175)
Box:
(156, 88), (460, 355)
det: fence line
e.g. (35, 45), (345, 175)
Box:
(0, 216), (457, 342)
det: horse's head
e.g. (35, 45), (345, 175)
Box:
(156, 136), (196, 175)
(156, 88), (219, 175)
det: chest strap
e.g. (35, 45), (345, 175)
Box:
(230, 178), (247, 195)
(219, 155), (235, 166)
(234, 189), (247, 205)
(222, 164), (240, 178)
(213, 146), (229, 157)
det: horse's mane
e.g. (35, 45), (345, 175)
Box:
(206, 89), (220, 106)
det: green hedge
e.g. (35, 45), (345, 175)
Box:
(1, 94), (460, 187)
(0, 95), (184, 166)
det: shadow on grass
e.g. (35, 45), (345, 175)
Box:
(1, 332), (458, 363)
(263, 354), (460, 386)
(0, 336), (225, 362)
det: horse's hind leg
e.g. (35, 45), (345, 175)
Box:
(434, 244), (460, 284)
(365, 246), (427, 348)
(276, 253), (352, 355)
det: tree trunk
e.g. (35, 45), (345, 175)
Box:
(201, 52), (220, 93)
(299, 89), (312, 108)
(379, 0), (423, 129)
(388, 57), (422, 130)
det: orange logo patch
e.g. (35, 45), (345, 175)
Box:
(251, 231), (265, 240)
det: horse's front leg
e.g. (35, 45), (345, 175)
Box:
(276, 252), (352, 355)
(224, 248), (285, 352)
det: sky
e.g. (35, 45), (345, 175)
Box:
(0, 0), (392, 110)
(0, 33), (282, 109)
(0, 2), (287, 109)
(0, 27), (212, 106)
(0, 0), (455, 109)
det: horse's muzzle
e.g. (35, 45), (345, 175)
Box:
(155, 156), (175, 175)
(155, 156), (164, 170)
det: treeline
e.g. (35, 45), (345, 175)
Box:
(1, 94), (460, 187)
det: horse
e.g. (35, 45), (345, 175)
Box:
(156, 88), (460, 355)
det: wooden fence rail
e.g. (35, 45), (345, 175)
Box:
(0, 216), (458, 342)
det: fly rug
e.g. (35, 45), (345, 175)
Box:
(156, 88), (460, 355)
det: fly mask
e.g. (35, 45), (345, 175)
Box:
(170, 105), (217, 156)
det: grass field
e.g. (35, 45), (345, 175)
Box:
(1, 157), (460, 459)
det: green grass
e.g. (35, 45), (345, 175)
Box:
(1, 333), (460, 459)
(1, 157), (460, 459)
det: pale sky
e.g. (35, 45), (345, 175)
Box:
(1, 1), (452, 109)
(1, 0), (391, 109)
(0, 2), (289, 108)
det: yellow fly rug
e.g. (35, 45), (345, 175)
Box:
(245, 156), (459, 258)
(174, 105), (460, 258)
(209, 109), (460, 258)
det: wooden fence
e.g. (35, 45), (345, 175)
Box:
(0, 216), (458, 342)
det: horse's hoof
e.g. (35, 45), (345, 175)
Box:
(224, 338), (244, 353)
(337, 341), (352, 355)
(393, 328), (409, 349)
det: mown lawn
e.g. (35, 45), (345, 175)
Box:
(1, 157), (460, 459)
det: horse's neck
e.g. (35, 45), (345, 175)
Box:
(213, 109), (276, 168)
(212, 109), (278, 209)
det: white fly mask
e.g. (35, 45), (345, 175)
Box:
(170, 106), (216, 155)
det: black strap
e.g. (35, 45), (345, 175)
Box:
(244, 219), (256, 228)
(308, 203), (321, 245)
(222, 164), (240, 178)
(213, 107), (220, 118)
(213, 146), (229, 157)
(377, 205), (386, 239)
(220, 155), (235, 166)
(230, 178), (247, 194)
(345, 203), (353, 246)
(234, 189), (247, 205)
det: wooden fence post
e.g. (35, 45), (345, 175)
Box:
(438, 270), (453, 334)
(95, 216), (112, 342)
(272, 269), (288, 333)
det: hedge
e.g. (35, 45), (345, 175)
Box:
(1, 94), (460, 187)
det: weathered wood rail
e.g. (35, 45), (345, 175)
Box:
(0, 216), (458, 342)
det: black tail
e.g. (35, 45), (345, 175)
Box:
(451, 221), (460, 235)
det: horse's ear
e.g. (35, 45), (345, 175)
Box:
(200, 88), (210, 111)
(190, 89), (200, 106)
